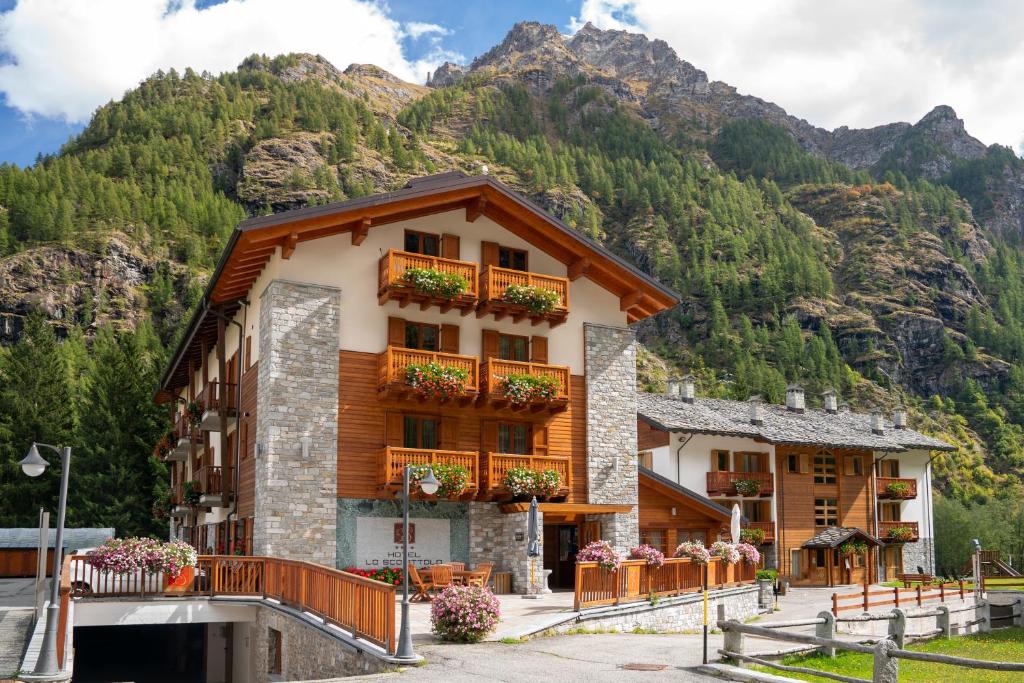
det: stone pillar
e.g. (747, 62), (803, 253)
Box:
(254, 280), (340, 566)
(468, 502), (506, 572)
(584, 323), (639, 550)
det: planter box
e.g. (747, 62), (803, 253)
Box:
(164, 565), (196, 593)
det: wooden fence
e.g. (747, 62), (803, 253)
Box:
(832, 581), (967, 616)
(62, 554), (396, 654)
(574, 557), (757, 611)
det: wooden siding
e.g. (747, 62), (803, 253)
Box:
(337, 351), (588, 502)
(236, 362), (258, 519)
(638, 477), (726, 556)
(0, 548), (55, 578)
(637, 419), (670, 451)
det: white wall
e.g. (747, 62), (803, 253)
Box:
(74, 600), (258, 627)
(879, 448), (933, 538)
(232, 621), (253, 683)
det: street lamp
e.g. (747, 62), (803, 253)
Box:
(395, 465), (438, 661)
(18, 443), (72, 677)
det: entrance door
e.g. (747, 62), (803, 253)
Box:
(884, 546), (903, 580)
(543, 524), (579, 589)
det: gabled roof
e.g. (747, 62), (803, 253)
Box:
(802, 527), (883, 548)
(0, 528), (114, 549)
(637, 393), (955, 453)
(159, 172), (680, 394)
(639, 467), (737, 523)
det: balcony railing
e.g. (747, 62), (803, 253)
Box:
(480, 358), (571, 412)
(377, 249), (478, 314)
(879, 520), (919, 543)
(706, 471), (774, 497)
(744, 521), (776, 544)
(478, 266), (570, 327)
(378, 447), (479, 494)
(196, 465), (228, 501)
(482, 453), (572, 498)
(377, 346), (479, 402)
(877, 477), (917, 500)
(173, 411), (193, 442)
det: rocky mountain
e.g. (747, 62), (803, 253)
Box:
(3, 25), (1024, 503)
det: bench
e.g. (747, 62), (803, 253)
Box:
(898, 573), (933, 588)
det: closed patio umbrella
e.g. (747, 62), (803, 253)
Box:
(731, 504), (741, 545)
(527, 496), (540, 557)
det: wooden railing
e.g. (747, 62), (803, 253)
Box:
(877, 477), (917, 499)
(196, 465), (227, 497)
(706, 471), (774, 496)
(377, 346), (479, 394)
(832, 580), (967, 615)
(483, 453), (571, 495)
(197, 380), (238, 413)
(878, 520), (919, 542)
(379, 447), (479, 491)
(63, 554), (396, 654)
(480, 358), (571, 404)
(378, 249), (478, 310)
(479, 266), (569, 320)
(575, 557), (758, 610)
(174, 410), (192, 441)
(745, 521), (776, 543)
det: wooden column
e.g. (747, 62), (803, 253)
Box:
(826, 548), (834, 588)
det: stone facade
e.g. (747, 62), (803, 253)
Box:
(254, 280), (340, 566)
(902, 538), (935, 576)
(252, 605), (391, 683)
(584, 323), (639, 549)
(337, 498), (470, 569)
(468, 502), (543, 594)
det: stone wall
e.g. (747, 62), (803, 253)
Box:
(547, 586), (760, 634)
(468, 503), (543, 594)
(902, 538), (935, 575)
(584, 323), (639, 550)
(254, 280), (340, 566)
(252, 605), (391, 683)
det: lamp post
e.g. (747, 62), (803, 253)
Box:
(19, 442), (72, 676)
(395, 464), (439, 661)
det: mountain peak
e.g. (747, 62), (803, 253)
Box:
(470, 21), (579, 74)
(918, 104), (962, 127)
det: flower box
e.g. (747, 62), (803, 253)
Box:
(405, 362), (469, 401)
(164, 565), (196, 593)
(404, 267), (469, 299)
(503, 284), (561, 314)
(499, 373), (559, 404)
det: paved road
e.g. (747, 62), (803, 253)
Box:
(0, 578), (37, 607)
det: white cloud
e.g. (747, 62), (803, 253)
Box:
(571, 0), (1024, 150)
(0, 0), (459, 123)
(403, 21), (450, 40)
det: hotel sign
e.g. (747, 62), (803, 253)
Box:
(355, 516), (451, 569)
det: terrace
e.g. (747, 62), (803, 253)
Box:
(379, 447), (479, 496)
(480, 453), (572, 500)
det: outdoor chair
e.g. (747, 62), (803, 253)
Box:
(470, 562), (493, 588)
(431, 564), (454, 591)
(449, 562), (465, 571)
(408, 564), (434, 602)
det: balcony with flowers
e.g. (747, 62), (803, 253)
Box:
(477, 266), (569, 327)
(877, 477), (917, 500)
(481, 453), (571, 501)
(378, 447), (479, 498)
(377, 346), (479, 404)
(378, 249), (478, 314)
(706, 471), (774, 497)
(479, 358), (570, 413)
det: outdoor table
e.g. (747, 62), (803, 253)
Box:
(420, 566), (489, 586)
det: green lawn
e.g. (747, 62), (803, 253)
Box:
(750, 628), (1024, 682)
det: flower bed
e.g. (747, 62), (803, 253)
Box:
(673, 541), (711, 564)
(343, 566), (404, 586)
(405, 362), (468, 400)
(498, 373), (559, 403)
(629, 544), (665, 567)
(577, 540), (621, 572)
(87, 537), (197, 580)
(431, 585), (501, 643)
(404, 267), (469, 299)
(503, 284), (560, 314)
(412, 463), (470, 498)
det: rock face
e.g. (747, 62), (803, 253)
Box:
(237, 132), (336, 210)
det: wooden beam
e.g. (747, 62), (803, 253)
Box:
(620, 290), (644, 312)
(352, 217), (371, 246)
(568, 257), (591, 281)
(281, 232), (299, 260)
(466, 195), (487, 223)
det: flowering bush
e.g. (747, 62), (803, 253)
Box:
(499, 374), (560, 404)
(673, 541), (711, 564)
(87, 537), (197, 579)
(734, 479), (761, 497)
(840, 539), (868, 555)
(739, 527), (765, 545)
(159, 540), (198, 579)
(503, 284), (561, 314)
(629, 544), (665, 567)
(404, 267), (469, 299)
(343, 566), (404, 586)
(576, 540), (621, 572)
(431, 585), (501, 643)
(534, 469), (562, 498)
(886, 526), (914, 542)
(736, 542), (761, 565)
(411, 463), (471, 498)
(186, 400), (204, 428)
(885, 481), (912, 497)
(710, 541), (741, 565)
(405, 362), (468, 400)
(503, 466), (536, 497)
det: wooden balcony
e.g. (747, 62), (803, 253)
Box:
(170, 411), (193, 459)
(706, 471), (774, 497)
(196, 465), (229, 506)
(378, 447), (479, 495)
(197, 381), (238, 431)
(378, 249), (478, 314)
(479, 358), (570, 413)
(481, 453), (572, 500)
(377, 346), (479, 404)
(879, 520), (919, 543)
(745, 521), (776, 544)
(877, 477), (917, 500)
(477, 266), (569, 327)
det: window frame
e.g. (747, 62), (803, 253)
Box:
(497, 421), (532, 455)
(498, 245), (528, 271)
(497, 333), (530, 362)
(404, 321), (440, 351)
(404, 229), (441, 256)
(814, 497), (839, 527)
(814, 451), (837, 485)
(786, 454), (800, 473)
(712, 450), (730, 472)
(402, 414), (441, 450)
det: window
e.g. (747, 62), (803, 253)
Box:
(786, 454), (800, 473)
(814, 498), (838, 527)
(497, 333), (529, 361)
(880, 459), (900, 478)
(638, 451), (653, 470)
(498, 246), (528, 271)
(814, 549), (826, 567)
(846, 455), (864, 476)
(735, 452), (766, 473)
(268, 628), (282, 675)
(879, 502), (901, 522)
(712, 450), (730, 472)
(814, 452), (837, 484)
(403, 416), (439, 449)
(404, 230), (440, 256)
(678, 529), (706, 545)
(640, 529), (666, 554)
(404, 322), (439, 351)
(498, 422), (531, 454)
(790, 549), (801, 577)
(742, 501), (768, 522)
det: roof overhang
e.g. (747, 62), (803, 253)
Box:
(638, 467), (736, 523)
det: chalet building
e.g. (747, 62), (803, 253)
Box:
(153, 171), (720, 592)
(636, 378), (955, 587)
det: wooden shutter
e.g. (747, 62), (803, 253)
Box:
(245, 335), (252, 370)
(799, 453), (810, 474)
(441, 233), (460, 260)
(582, 521), (602, 545)
(844, 456), (854, 476)
(440, 324), (459, 354)
(481, 241), (500, 267)
(530, 335), (548, 364)
(388, 317), (406, 347)
(385, 412), (404, 447)
(532, 424), (548, 456)
(440, 417), (457, 451)
(481, 329), (499, 361)
(481, 420), (498, 455)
